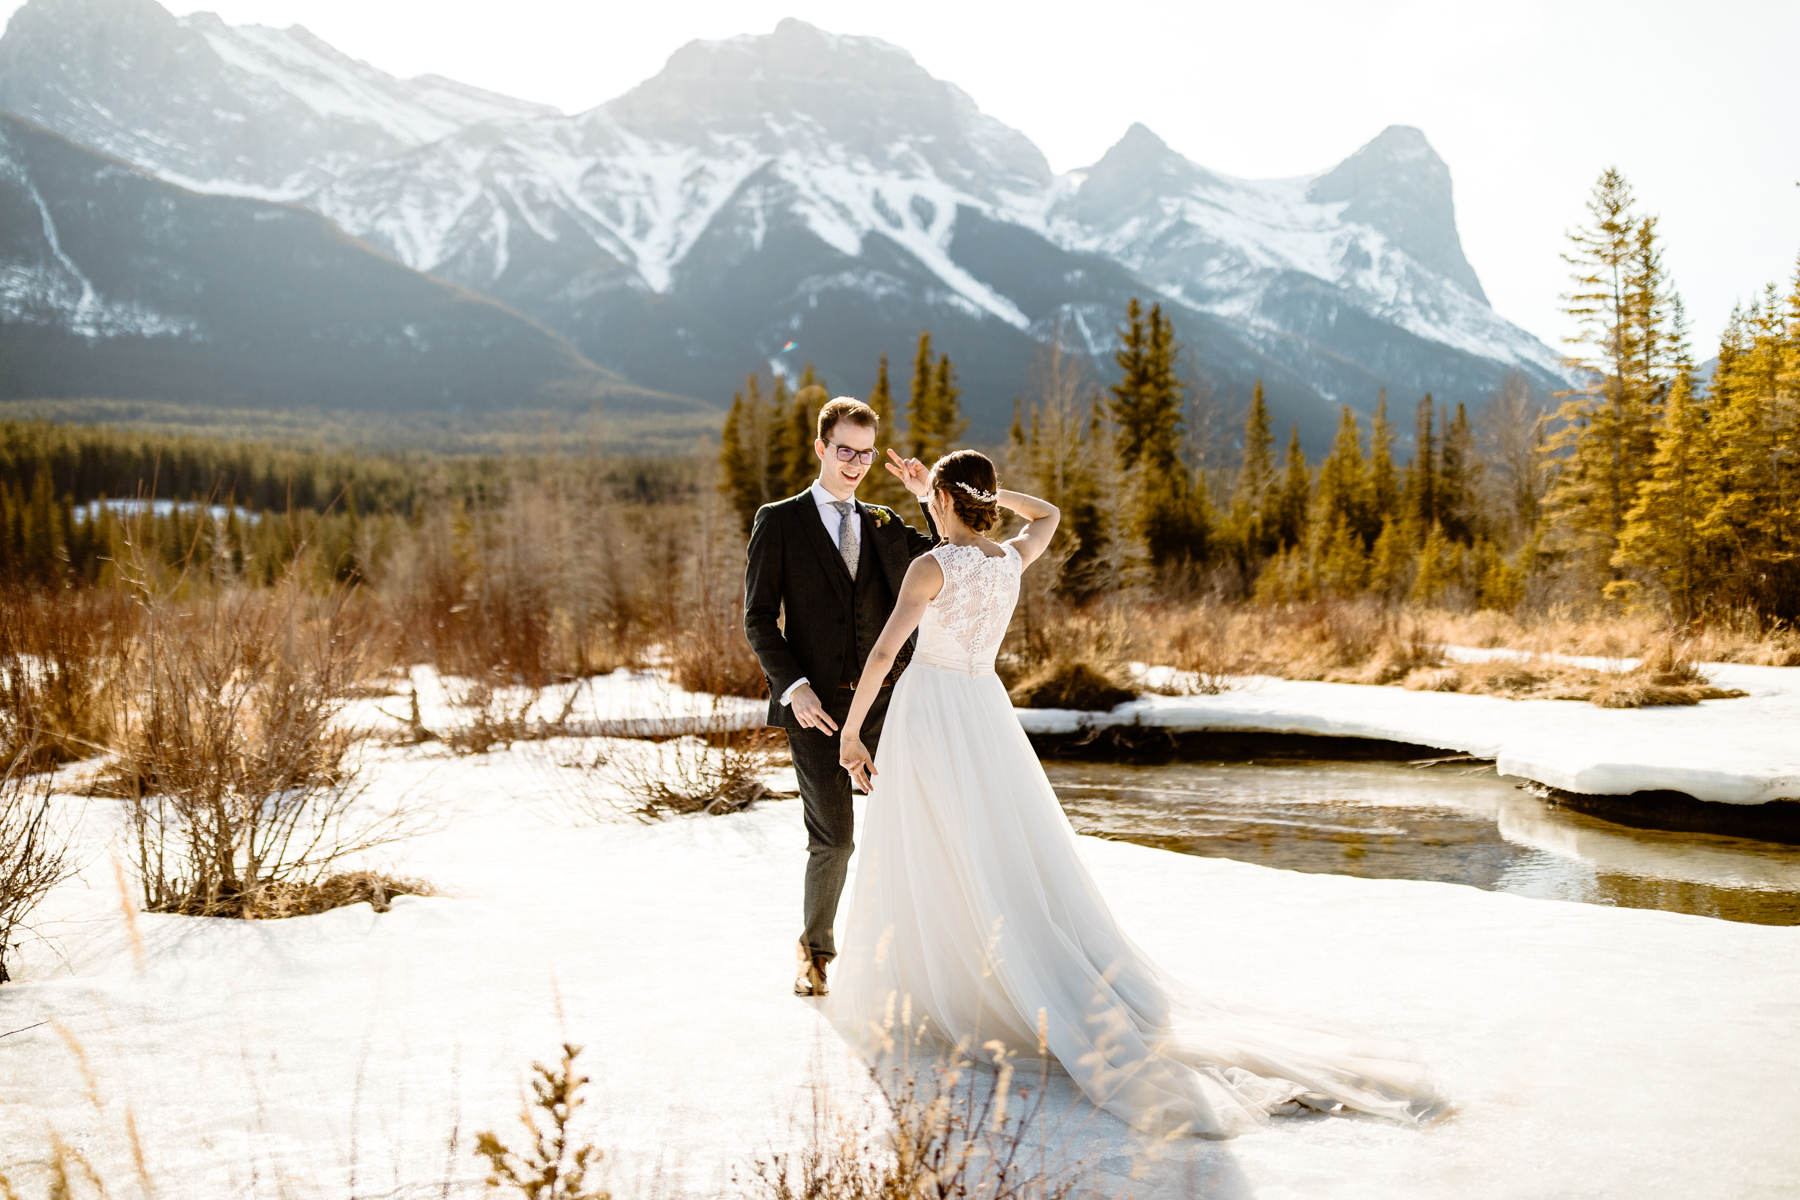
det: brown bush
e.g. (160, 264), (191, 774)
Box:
(0, 748), (71, 983)
(0, 584), (136, 771)
(1009, 662), (1136, 711)
(92, 572), (415, 919)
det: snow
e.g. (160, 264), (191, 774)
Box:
(191, 21), (527, 148)
(2, 675), (1796, 1197)
(1044, 166), (1569, 378)
(1021, 650), (1800, 807)
(458, 651), (1800, 810)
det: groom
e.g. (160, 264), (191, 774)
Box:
(743, 395), (939, 998)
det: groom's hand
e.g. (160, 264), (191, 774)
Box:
(790, 684), (838, 734)
(885, 448), (930, 498)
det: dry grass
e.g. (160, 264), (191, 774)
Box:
(742, 1006), (1085, 1200)
(1000, 604), (1138, 710)
(1025, 595), (1752, 709)
(1009, 662), (1137, 711)
(0, 584), (136, 772)
(1419, 603), (1800, 667)
(1402, 636), (1746, 707)
(240, 869), (434, 919)
(475, 1041), (612, 1199)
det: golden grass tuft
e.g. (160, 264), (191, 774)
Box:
(1008, 661), (1137, 711)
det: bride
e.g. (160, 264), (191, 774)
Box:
(828, 448), (1452, 1139)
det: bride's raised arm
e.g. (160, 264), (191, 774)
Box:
(997, 488), (1060, 569)
(838, 553), (944, 792)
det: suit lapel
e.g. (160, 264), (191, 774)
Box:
(796, 490), (853, 594)
(867, 500), (908, 594)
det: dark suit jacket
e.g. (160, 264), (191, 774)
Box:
(743, 488), (939, 727)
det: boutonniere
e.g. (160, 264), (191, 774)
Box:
(868, 505), (894, 528)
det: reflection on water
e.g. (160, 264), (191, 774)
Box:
(1045, 760), (1800, 926)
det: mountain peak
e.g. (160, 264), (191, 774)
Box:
(1116, 121), (1170, 156)
(1062, 122), (1210, 223)
(605, 19), (1050, 193)
(1364, 123), (1436, 159)
(1307, 124), (1485, 303)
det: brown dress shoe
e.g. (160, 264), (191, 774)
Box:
(794, 937), (829, 996)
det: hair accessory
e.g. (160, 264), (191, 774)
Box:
(953, 480), (997, 504)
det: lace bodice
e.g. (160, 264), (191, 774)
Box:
(910, 540), (1021, 676)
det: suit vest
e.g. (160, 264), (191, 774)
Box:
(846, 518), (893, 683)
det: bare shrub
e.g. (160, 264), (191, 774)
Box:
(381, 669), (591, 755)
(1140, 600), (1237, 695)
(94, 565), (415, 918)
(998, 603), (1134, 692)
(668, 597), (768, 700)
(665, 483), (767, 700)
(0, 584), (135, 771)
(610, 699), (778, 818)
(372, 464), (645, 688)
(0, 748), (72, 983)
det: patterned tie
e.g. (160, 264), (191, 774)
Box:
(829, 500), (859, 580)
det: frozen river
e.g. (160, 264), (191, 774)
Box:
(1047, 759), (1800, 925)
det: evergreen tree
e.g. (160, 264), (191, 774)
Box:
(1274, 426), (1310, 550)
(1108, 299), (1151, 471)
(905, 331), (935, 461)
(1410, 523), (1457, 607)
(1403, 394), (1437, 542)
(1368, 518), (1409, 604)
(930, 353), (968, 452)
(861, 354), (910, 510)
(1615, 370), (1722, 623)
(1230, 381), (1276, 559)
(1437, 402), (1480, 544)
(1315, 514), (1368, 596)
(1539, 168), (1661, 586)
(719, 390), (760, 534)
(1367, 390), (1399, 540)
(763, 375), (795, 498)
(1312, 406), (1370, 547)
(1104, 300), (1203, 564)
(785, 385), (817, 495)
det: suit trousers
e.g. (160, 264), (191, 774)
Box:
(787, 680), (893, 962)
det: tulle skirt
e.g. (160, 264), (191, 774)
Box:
(825, 662), (1452, 1138)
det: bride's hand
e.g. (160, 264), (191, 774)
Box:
(839, 737), (876, 793)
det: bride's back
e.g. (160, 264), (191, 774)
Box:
(909, 540), (1021, 677)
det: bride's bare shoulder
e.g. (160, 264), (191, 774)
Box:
(900, 551), (946, 599)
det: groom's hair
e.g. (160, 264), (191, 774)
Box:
(816, 396), (878, 443)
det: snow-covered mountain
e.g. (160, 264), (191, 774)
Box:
(0, 112), (671, 417)
(0, 0), (1571, 447)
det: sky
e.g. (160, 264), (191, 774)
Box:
(6, 0), (1796, 354)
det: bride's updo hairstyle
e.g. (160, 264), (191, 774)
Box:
(929, 449), (1001, 534)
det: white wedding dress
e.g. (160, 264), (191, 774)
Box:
(827, 538), (1451, 1138)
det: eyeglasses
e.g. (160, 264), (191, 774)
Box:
(824, 441), (877, 465)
